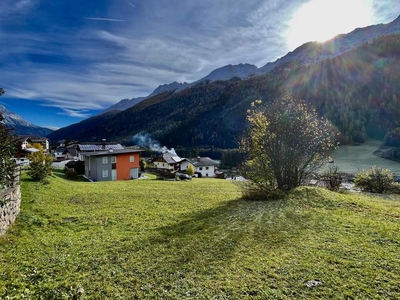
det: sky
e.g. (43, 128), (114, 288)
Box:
(0, 0), (399, 129)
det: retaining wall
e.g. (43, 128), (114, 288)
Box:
(0, 168), (21, 237)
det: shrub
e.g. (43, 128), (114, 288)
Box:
(354, 166), (393, 193)
(27, 144), (53, 182)
(185, 164), (195, 176)
(139, 158), (146, 172)
(387, 183), (400, 194)
(65, 168), (78, 180)
(321, 165), (343, 191)
(237, 181), (285, 201)
(240, 97), (336, 192)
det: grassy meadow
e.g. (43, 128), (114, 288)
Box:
(1, 170), (400, 299)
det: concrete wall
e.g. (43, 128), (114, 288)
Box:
(0, 185), (21, 237)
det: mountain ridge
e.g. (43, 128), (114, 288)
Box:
(47, 16), (400, 148)
(0, 105), (53, 136)
(99, 14), (400, 115)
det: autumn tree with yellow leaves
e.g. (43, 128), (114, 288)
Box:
(241, 97), (337, 195)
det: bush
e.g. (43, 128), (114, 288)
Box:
(139, 159), (146, 172)
(240, 97), (336, 191)
(237, 181), (285, 201)
(27, 144), (53, 182)
(321, 165), (343, 191)
(185, 164), (195, 176)
(387, 183), (400, 194)
(354, 166), (393, 193)
(65, 168), (78, 180)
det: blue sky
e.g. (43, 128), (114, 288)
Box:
(0, 0), (399, 129)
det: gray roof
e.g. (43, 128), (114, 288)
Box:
(78, 144), (124, 151)
(187, 157), (219, 167)
(157, 152), (183, 164)
(81, 149), (142, 157)
(63, 147), (78, 156)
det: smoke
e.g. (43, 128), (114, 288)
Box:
(132, 133), (177, 155)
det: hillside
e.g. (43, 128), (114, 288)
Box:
(1, 172), (399, 298)
(48, 33), (400, 147)
(0, 105), (53, 136)
(99, 14), (400, 116)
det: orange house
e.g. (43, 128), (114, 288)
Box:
(82, 149), (142, 181)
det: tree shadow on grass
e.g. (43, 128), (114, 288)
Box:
(148, 194), (315, 269)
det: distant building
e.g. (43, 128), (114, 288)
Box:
(152, 152), (184, 173)
(185, 157), (220, 178)
(15, 135), (49, 157)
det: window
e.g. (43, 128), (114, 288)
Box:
(102, 156), (108, 164)
(130, 155), (134, 162)
(199, 167), (203, 170)
(111, 156), (116, 163)
(206, 167), (209, 170)
(102, 170), (108, 177)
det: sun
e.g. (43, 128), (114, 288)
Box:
(286, 0), (373, 50)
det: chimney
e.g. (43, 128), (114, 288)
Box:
(197, 156), (200, 162)
(101, 139), (106, 149)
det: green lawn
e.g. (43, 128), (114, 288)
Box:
(1, 170), (400, 299)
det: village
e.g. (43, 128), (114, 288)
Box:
(14, 135), (228, 182)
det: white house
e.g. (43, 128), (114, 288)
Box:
(152, 152), (183, 173)
(53, 147), (66, 160)
(186, 157), (220, 178)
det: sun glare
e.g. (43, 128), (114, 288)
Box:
(286, 0), (373, 50)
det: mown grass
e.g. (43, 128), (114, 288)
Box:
(1, 170), (400, 299)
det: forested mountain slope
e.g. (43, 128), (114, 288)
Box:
(48, 34), (400, 148)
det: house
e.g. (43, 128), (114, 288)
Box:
(185, 157), (220, 178)
(152, 152), (220, 177)
(16, 136), (50, 154)
(30, 137), (50, 153)
(82, 149), (142, 182)
(76, 142), (124, 160)
(152, 152), (184, 173)
(63, 145), (79, 160)
(53, 147), (66, 160)
(16, 136), (32, 151)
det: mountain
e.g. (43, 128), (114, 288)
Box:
(0, 105), (53, 136)
(194, 63), (261, 82)
(47, 32), (400, 148)
(100, 96), (147, 115)
(259, 14), (400, 72)
(148, 81), (192, 97)
(99, 63), (261, 114)
(48, 15), (400, 147)
(100, 16), (400, 116)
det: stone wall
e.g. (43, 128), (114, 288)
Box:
(0, 168), (21, 237)
(0, 185), (21, 236)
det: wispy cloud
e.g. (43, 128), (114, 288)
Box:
(85, 17), (126, 22)
(123, 0), (136, 8)
(15, 0), (33, 10)
(58, 108), (92, 118)
(0, 0), (398, 124)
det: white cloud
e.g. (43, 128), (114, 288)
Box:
(85, 17), (126, 22)
(0, 0), (398, 121)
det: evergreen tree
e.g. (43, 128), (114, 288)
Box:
(0, 89), (17, 187)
